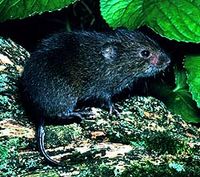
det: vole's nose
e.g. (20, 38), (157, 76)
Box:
(150, 55), (159, 65)
(157, 53), (171, 66)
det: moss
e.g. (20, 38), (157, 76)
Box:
(0, 138), (20, 176)
(76, 162), (116, 177)
(130, 141), (146, 149)
(105, 117), (140, 144)
(121, 161), (200, 177)
(45, 124), (83, 147)
(24, 171), (59, 177)
(144, 131), (191, 155)
(66, 146), (109, 166)
(0, 137), (36, 176)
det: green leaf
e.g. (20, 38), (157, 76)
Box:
(0, 0), (78, 22)
(100, 0), (144, 29)
(150, 69), (200, 123)
(100, 0), (200, 43)
(184, 55), (200, 108)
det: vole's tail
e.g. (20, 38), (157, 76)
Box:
(37, 117), (60, 166)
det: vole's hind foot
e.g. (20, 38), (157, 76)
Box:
(74, 107), (95, 118)
(57, 111), (84, 124)
(57, 109), (94, 124)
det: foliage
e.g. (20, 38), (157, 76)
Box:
(0, 0), (78, 22)
(184, 56), (200, 108)
(100, 0), (200, 43)
(151, 69), (200, 123)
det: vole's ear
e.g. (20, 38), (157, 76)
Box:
(101, 37), (123, 61)
(101, 44), (118, 61)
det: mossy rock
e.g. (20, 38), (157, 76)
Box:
(0, 37), (200, 177)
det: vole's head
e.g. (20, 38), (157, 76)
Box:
(100, 30), (170, 78)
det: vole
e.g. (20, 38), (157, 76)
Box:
(21, 29), (170, 165)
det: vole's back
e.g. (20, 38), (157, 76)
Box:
(22, 30), (170, 120)
(22, 33), (79, 118)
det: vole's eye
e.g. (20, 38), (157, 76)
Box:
(140, 50), (150, 58)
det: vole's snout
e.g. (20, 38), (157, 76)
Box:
(160, 53), (170, 66)
(151, 53), (170, 68)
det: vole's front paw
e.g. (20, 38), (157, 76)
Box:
(108, 105), (120, 118)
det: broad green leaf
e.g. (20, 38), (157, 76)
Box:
(0, 0), (78, 22)
(169, 70), (200, 123)
(150, 69), (200, 123)
(100, 0), (144, 29)
(100, 0), (200, 43)
(184, 55), (200, 108)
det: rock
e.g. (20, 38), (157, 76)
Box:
(0, 37), (200, 177)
